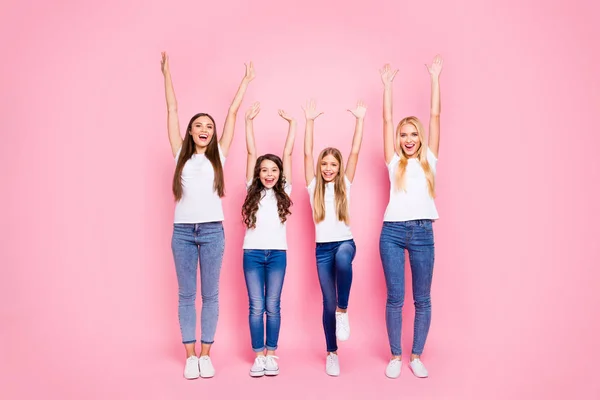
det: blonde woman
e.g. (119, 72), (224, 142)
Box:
(379, 55), (443, 379)
(303, 99), (366, 376)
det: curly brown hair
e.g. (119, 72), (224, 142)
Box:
(242, 154), (292, 229)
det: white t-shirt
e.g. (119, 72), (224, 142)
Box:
(307, 176), (353, 243)
(243, 181), (292, 250)
(173, 144), (226, 224)
(383, 147), (439, 222)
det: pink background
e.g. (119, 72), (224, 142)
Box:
(2, 0), (599, 398)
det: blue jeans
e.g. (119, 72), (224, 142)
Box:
(171, 222), (225, 345)
(316, 239), (356, 352)
(243, 250), (287, 352)
(380, 220), (435, 356)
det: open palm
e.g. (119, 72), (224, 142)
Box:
(348, 101), (367, 119)
(426, 55), (443, 77)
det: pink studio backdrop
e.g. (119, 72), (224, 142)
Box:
(1, 0), (599, 398)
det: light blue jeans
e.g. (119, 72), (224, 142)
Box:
(171, 222), (225, 344)
(380, 220), (435, 356)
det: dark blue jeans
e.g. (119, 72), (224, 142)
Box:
(316, 239), (356, 352)
(243, 250), (287, 352)
(380, 220), (435, 356)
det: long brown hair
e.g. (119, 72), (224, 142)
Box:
(394, 116), (435, 198)
(172, 113), (225, 201)
(313, 147), (349, 224)
(242, 154), (292, 229)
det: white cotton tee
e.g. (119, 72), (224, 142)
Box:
(307, 176), (353, 243)
(173, 144), (226, 223)
(243, 181), (292, 250)
(383, 147), (439, 222)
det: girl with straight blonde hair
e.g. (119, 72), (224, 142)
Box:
(379, 55), (443, 379)
(303, 99), (366, 376)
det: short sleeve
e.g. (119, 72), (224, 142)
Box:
(284, 183), (292, 195)
(426, 147), (438, 171)
(217, 143), (226, 165)
(174, 146), (182, 162)
(387, 152), (401, 169)
(307, 176), (316, 192)
(343, 175), (352, 187)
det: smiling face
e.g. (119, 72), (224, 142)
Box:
(398, 123), (421, 158)
(259, 159), (280, 189)
(320, 154), (340, 183)
(189, 115), (215, 151)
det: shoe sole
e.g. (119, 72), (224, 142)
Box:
(408, 366), (428, 378)
(249, 371), (265, 377)
(265, 369), (279, 376)
(200, 373), (215, 379)
(184, 374), (200, 380)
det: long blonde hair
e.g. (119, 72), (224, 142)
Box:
(394, 117), (435, 198)
(313, 147), (350, 224)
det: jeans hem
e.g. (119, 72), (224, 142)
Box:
(200, 340), (214, 345)
(182, 340), (196, 344)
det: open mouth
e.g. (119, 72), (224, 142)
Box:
(264, 178), (275, 185)
(323, 172), (334, 179)
(199, 134), (209, 140)
(404, 143), (415, 151)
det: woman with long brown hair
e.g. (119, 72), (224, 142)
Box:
(303, 99), (367, 376)
(160, 52), (255, 379)
(241, 102), (296, 377)
(379, 55), (443, 379)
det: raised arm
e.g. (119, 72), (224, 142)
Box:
(302, 99), (324, 186)
(278, 110), (297, 186)
(345, 101), (367, 183)
(219, 62), (256, 157)
(425, 55), (443, 158)
(244, 102), (261, 183)
(380, 64), (398, 164)
(161, 52), (183, 157)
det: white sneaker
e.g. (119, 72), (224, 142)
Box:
(249, 355), (266, 377)
(198, 355), (215, 378)
(264, 355), (280, 376)
(325, 353), (340, 376)
(335, 311), (350, 341)
(385, 358), (402, 379)
(183, 356), (200, 379)
(409, 358), (429, 378)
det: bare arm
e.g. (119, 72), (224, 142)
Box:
(219, 62), (256, 157)
(302, 99), (324, 186)
(161, 52), (183, 157)
(244, 102), (261, 183)
(278, 110), (297, 186)
(379, 64), (398, 164)
(425, 55), (443, 158)
(345, 101), (367, 183)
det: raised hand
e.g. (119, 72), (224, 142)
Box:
(302, 99), (324, 121)
(161, 51), (170, 75)
(278, 109), (295, 123)
(379, 64), (398, 86)
(244, 62), (256, 83)
(348, 101), (367, 119)
(245, 102), (261, 121)
(425, 54), (443, 78)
